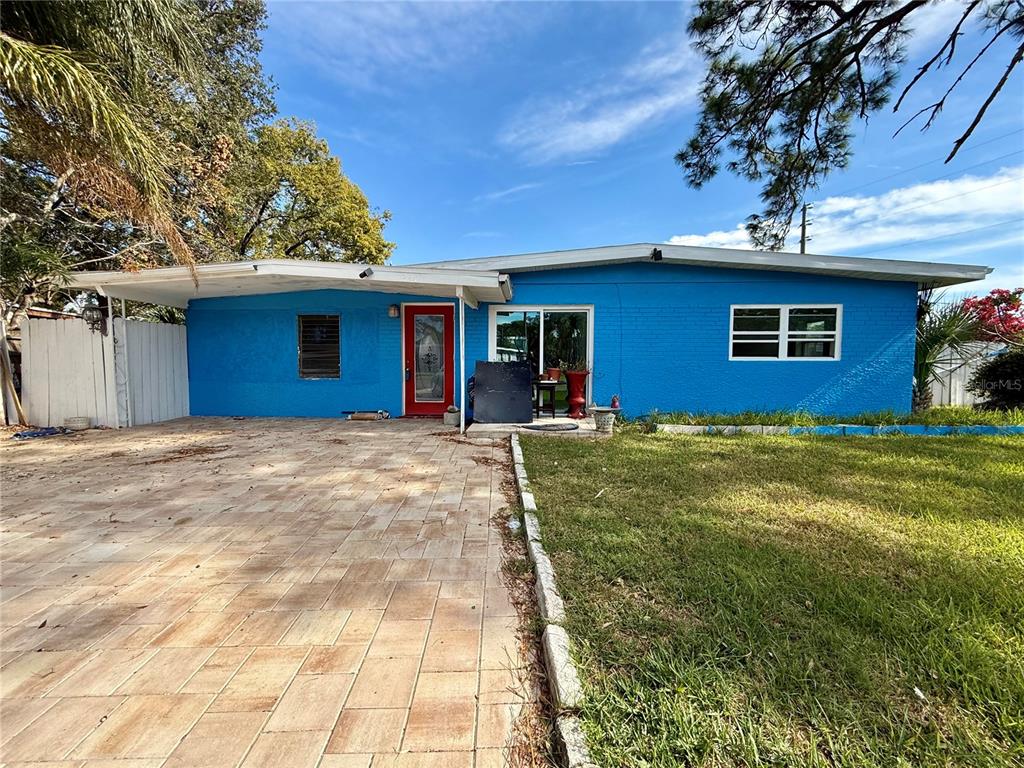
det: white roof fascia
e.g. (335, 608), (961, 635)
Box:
(414, 242), (991, 288)
(68, 260), (512, 307)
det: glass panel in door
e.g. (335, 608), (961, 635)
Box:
(543, 311), (588, 412)
(414, 314), (445, 402)
(494, 311), (540, 368)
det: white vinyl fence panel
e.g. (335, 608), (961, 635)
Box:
(114, 318), (189, 426)
(931, 342), (1004, 407)
(22, 316), (188, 428)
(22, 317), (117, 428)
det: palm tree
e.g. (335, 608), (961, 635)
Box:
(0, 1), (201, 423)
(0, 0), (200, 264)
(914, 290), (982, 411)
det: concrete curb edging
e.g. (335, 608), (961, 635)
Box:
(510, 433), (598, 768)
(656, 423), (1024, 436)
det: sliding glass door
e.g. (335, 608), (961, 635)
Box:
(542, 311), (588, 371)
(491, 306), (592, 413)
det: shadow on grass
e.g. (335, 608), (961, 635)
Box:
(521, 433), (1024, 767)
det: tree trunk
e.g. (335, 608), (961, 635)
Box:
(912, 382), (933, 412)
(0, 318), (27, 426)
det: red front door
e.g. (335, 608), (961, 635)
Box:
(403, 304), (455, 416)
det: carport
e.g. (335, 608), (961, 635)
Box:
(68, 260), (513, 432)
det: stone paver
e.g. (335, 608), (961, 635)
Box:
(1, 418), (527, 766)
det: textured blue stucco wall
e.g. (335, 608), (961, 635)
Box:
(462, 262), (918, 416)
(186, 262), (918, 418)
(187, 290), (465, 417)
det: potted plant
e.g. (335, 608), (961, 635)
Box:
(545, 366), (562, 382)
(560, 358), (590, 419)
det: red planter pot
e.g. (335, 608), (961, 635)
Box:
(564, 370), (589, 419)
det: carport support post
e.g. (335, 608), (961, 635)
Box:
(121, 299), (133, 428)
(457, 287), (466, 434)
(99, 292), (119, 428)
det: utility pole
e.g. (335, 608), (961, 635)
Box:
(799, 202), (812, 254)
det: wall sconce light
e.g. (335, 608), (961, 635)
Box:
(82, 305), (107, 335)
(388, 304), (400, 318)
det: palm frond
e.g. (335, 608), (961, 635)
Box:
(914, 294), (981, 408)
(0, 32), (168, 201)
(95, 0), (200, 75)
(0, 1), (200, 89)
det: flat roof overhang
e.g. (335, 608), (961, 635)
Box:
(416, 243), (993, 289)
(67, 260), (514, 309)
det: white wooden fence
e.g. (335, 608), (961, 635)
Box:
(21, 317), (188, 428)
(931, 342), (1004, 407)
(114, 319), (189, 426)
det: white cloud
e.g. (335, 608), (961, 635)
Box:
(668, 224), (752, 250)
(904, 0), (974, 57)
(269, 2), (546, 92)
(494, 1), (966, 165)
(498, 21), (702, 163)
(473, 182), (543, 203)
(667, 166), (1024, 284)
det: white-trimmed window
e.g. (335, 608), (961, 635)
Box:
(729, 305), (841, 360)
(487, 305), (594, 409)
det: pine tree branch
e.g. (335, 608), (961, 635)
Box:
(947, 39), (1024, 162)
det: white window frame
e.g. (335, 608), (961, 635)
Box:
(729, 304), (842, 361)
(487, 304), (595, 403)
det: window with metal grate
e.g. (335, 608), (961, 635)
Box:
(298, 314), (340, 378)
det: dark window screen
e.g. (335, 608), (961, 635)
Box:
(298, 315), (340, 378)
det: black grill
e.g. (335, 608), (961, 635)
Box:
(298, 315), (340, 378)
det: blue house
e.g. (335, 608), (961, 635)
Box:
(72, 243), (990, 428)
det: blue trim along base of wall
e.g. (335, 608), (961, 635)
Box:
(657, 423), (1024, 436)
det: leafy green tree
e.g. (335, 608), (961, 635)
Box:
(679, 0), (1024, 250)
(205, 119), (393, 263)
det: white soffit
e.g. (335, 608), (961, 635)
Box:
(68, 260), (513, 308)
(416, 242), (992, 288)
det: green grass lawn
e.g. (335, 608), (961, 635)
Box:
(521, 433), (1024, 767)
(650, 405), (1024, 426)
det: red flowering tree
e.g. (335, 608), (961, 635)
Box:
(961, 289), (1024, 348)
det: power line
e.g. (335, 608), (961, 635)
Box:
(810, 174), (1024, 240)
(858, 218), (1024, 256)
(821, 147), (1023, 201)
(821, 127), (1024, 198)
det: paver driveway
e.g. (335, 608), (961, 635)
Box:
(1, 418), (527, 767)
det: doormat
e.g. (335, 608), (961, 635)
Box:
(522, 423), (579, 432)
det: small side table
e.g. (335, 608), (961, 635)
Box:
(534, 379), (558, 419)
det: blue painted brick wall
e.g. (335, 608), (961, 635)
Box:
(186, 262), (918, 418)
(462, 262), (918, 416)
(187, 290), (465, 417)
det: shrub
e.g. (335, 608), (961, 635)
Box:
(967, 348), (1024, 409)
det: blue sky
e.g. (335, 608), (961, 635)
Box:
(263, 1), (1024, 294)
